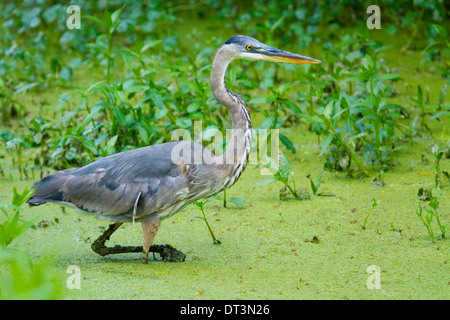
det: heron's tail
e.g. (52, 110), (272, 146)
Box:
(26, 169), (73, 207)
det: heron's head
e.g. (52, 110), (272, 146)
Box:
(221, 35), (320, 65)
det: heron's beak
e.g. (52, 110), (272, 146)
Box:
(260, 47), (320, 64)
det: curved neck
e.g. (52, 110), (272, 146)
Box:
(210, 46), (252, 171)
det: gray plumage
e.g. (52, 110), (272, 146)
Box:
(29, 142), (223, 221)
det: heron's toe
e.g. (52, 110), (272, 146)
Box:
(159, 244), (186, 262)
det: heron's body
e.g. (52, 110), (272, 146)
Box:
(29, 141), (234, 222)
(27, 35), (319, 263)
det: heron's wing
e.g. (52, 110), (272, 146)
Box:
(28, 141), (201, 221)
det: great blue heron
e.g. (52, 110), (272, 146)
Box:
(27, 35), (320, 264)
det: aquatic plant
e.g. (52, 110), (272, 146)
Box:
(431, 143), (448, 189)
(362, 198), (379, 230)
(254, 152), (306, 201)
(0, 187), (60, 299)
(193, 200), (221, 245)
(0, 187), (36, 249)
(85, 5), (124, 84)
(415, 196), (447, 242)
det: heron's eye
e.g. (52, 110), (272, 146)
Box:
(246, 45), (253, 51)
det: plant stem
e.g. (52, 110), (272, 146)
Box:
(362, 199), (378, 230)
(17, 145), (22, 180)
(429, 198), (446, 239)
(107, 32), (112, 84)
(374, 118), (381, 150)
(223, 189), (227, 208)
(330, 125), (368, 176)
(199, 205), (221, 245)
(363, 207), (373, 230)
(435, 157), (441, 189)
(434, 211), (446, 239)
(416, 205), (435, 243)
(283, 178), (299, 200)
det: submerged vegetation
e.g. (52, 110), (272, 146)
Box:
(0, 0), (448, 300)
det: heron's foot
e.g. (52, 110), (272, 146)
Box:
(92, 242), (142, 256)
(150, 244), (186, 262)
(92, 223), (144, 257)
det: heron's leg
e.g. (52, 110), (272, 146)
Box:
(91, 222), (142, 256)
(141, 214), (161, 264)
(90, 220), (186, 263)
(141, 215), (186, 263)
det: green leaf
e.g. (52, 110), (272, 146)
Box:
(124, 84), (148, 93)
(345, 51), (363, 61)
(119, 49), (138, 71)
(248, 96), (270, 104)
(430, 111), (449, 120)
(110, 6), (124, 25)
(323, 101), (334, 119)
(60, 66), (72, 81)
(113, 107), (125, 125)
(310, 180), (317, 194)
(228, 197), (246, 208)
(94, 134), (109, 147)
(194, 199), (208, 208)
(279, 133), (296, 154)
(320, 133), (333, 156)
(340, 75), (367, 82)
(176, 117), (192, 129)
(0, 130), (14, 142)
(0, 247), (32, 267)
(340, 96), (349, 109)
(187, 102), (201, 113)
(84, 15), (107, 27)
(298, 113), (325, 124)
(253, 177), (278, 189)
(14, 83), (38, 95)
(12, 187), (35, 208)
(86, 80), (106, 94)
(64, 147), (78, 160)
(277, 82), (294, 95)
(364, 54), (375, 71)
(103, 11), (112, 27)
(82, 140), (96, 153)
(0, 203), (36, 249)
(280, 100), (301, 115)
(260, 116), (281, 129)
(50, 58), (61, 73)
(378, 104), (404, 112)
(417, 85), (423, 106)
(433, 24), (448, 39)
(140, 40), (161, 54)
(270, 15), (285, 34)
(138, 127), (149, 144)
(106, 135), (118, 153)
(375, 73), (401, 81)
(387, 25), (397, 35)
(315, 171), (323, 192)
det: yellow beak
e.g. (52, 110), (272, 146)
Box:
(260, 47), (320, 64)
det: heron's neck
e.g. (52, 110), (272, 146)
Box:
(210, 48), (252, 176)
